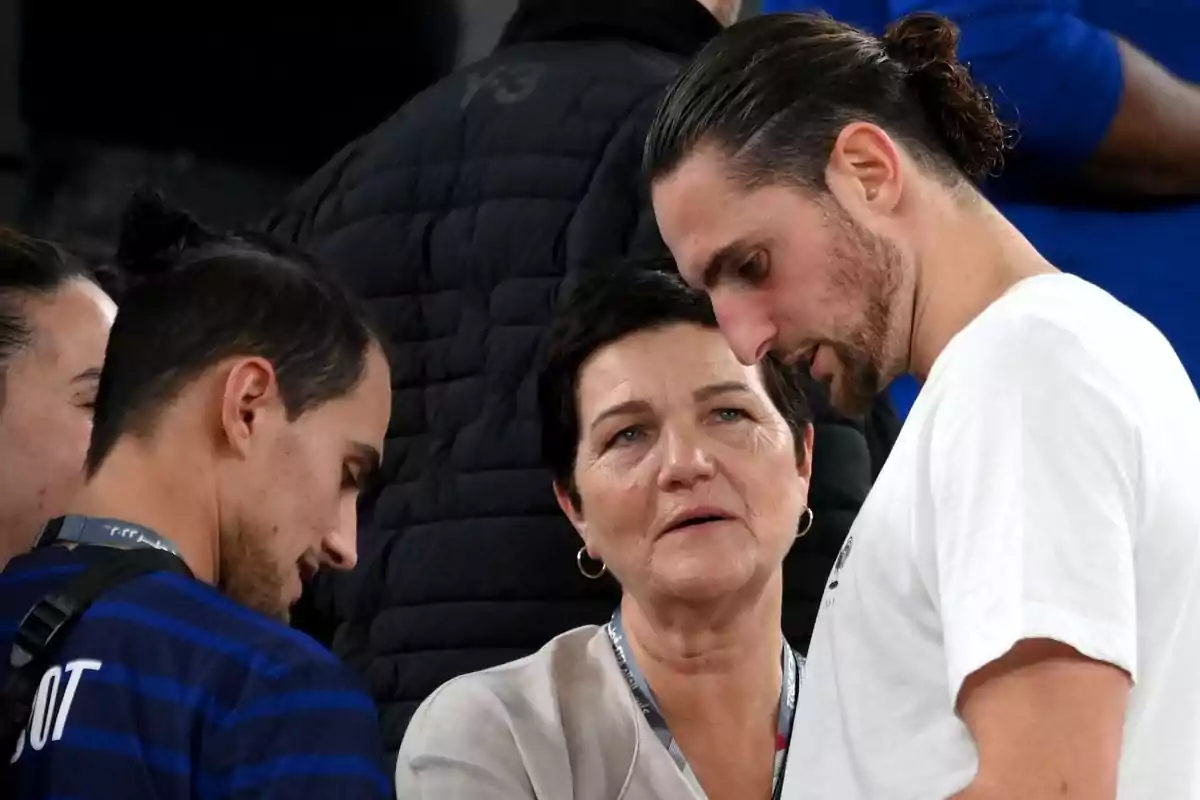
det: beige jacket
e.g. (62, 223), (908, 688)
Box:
(395, 625), (705, 800)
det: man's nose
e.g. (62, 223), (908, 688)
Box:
(656, 426), (717, 491)
(711, 291), (775, 365)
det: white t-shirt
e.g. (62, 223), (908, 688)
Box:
(781, 274), (1200, 799)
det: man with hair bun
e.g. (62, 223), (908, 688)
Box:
(647, 11), (1200, 799)
(0, 193), (393, 799)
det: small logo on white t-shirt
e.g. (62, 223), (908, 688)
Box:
(824, 535), (854, 608)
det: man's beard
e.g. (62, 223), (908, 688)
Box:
(219, 526), (288, 622)
(824, 340), (886, 417)
(816, 207), (905, 417)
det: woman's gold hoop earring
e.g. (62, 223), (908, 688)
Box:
(576, 546), (607, 580)
(798, 507), (814, 538)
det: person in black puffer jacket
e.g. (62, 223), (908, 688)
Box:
(264, 0), (901, 762)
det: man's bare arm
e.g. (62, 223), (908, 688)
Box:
(1081, 38), (1200, 197)
(950, 638), (1130, 799)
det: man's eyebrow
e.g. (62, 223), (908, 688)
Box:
(700, 240), (752, 289)
(349, 442), (382, 483)
(71, 367), (103, 385)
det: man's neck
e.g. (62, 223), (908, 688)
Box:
(620, 573), (784, 729)
(66, 441), (217, 583)
(907, 194), (1058, 380)
(697, 0), (741, 27)
(0, 510), (40, 571)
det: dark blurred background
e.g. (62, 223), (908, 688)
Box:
(0, 1), (760, 238)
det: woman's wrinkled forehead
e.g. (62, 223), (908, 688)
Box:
(575, 324), (770, 424)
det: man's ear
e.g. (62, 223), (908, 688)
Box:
(219, 357), (282, 458)
(825, 121), (904, 218)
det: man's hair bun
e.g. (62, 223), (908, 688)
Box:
(114, 189), (216, 278)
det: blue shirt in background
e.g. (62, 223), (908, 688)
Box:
(763, 0), (1200, 417)
(0, 546), (391, 799)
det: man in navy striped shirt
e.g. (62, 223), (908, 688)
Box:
(0, 193), (393, 798)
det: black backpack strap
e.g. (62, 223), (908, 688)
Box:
(0, 548), (192, 776)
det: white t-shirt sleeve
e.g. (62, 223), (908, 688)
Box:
(927, 315), (1141, 707)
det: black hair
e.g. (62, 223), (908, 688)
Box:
(0, 228), (92, 407)
(644, 11), (1009, 190)
(85, 190), (379, 476)
(538, 260), (812, 507)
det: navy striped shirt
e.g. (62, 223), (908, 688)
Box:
(0, 546), (391, 799)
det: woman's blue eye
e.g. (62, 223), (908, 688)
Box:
(714, 408), (748, 422)
(608, 426), (644, 448)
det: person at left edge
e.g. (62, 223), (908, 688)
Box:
(0, 228), (115, 569)
(0, 190), (393, 799)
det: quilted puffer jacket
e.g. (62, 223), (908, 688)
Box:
(264, 0), (900, 759)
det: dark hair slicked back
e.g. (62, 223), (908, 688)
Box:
(645, 12), (1008, 191)
(86, 191), (378, 476)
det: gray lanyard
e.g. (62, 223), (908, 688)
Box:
(605, 608), (799, 799)
(36, 515), (182, 558)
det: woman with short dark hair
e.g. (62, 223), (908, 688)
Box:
(397, 262), (814, 800)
